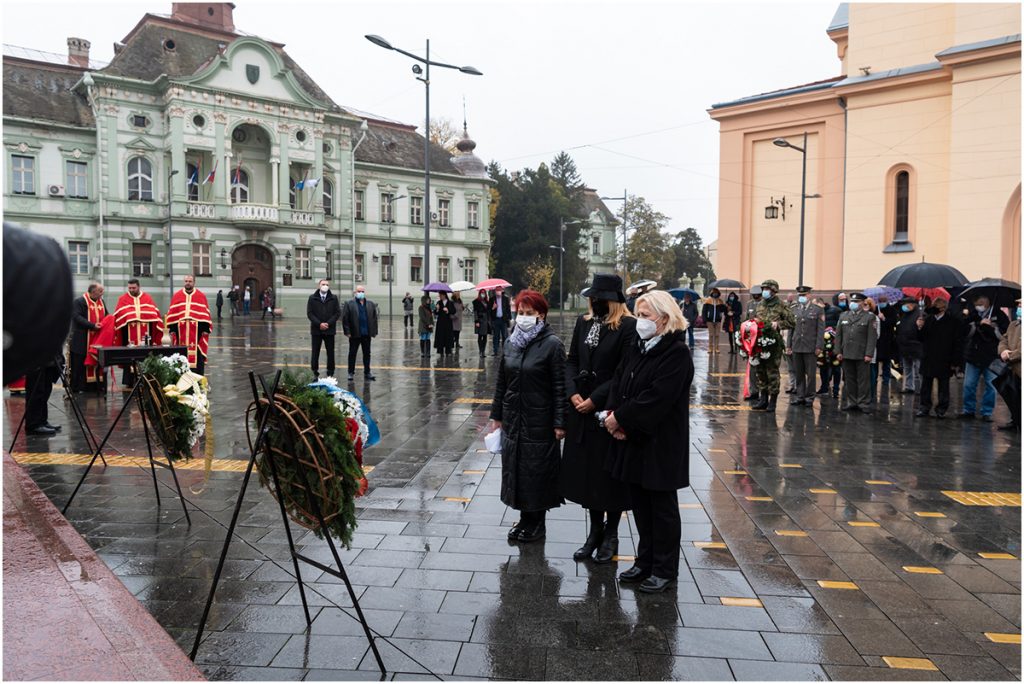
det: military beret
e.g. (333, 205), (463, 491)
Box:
(795, 285), (812, 293)
(760, 279), (780, 291)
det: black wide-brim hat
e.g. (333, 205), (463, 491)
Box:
(581, 273), (626, 303)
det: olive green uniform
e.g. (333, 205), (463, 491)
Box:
(836, 309), (878, 410)
(754, 296), (796, 395)
(788, 302), (825, 402)
(743, 297), (762, 395)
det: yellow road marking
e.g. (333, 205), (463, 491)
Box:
(461, 470), (485, 475)
(942, 491), (1021, 507)
(693, 404), (752, 411)
(694, 542), (727, 550)
(454, 398), (492, 404)
(984, 632), (1021, 644)
(978, 552), (1017, 560)
(709, 448), (728, 453)
(720, 597), (762, 607)
(612, 555), (635, 561)
(847, 521), (880, 528)
(902, 566), (943, 574)
(809, 488), (837, 494)
(273, 364), (482, 373)
(882, 657), (938, 671)
(11, 452), (375, 475)
(817, 580), (859, 590)
(723, 470), (747, 475)
(865, 480), (893, 485)
(779, 463), (803, 468)
(709, 373), (746, 377)
(443, 497), (472, 503)
(679, 503), (703, 509)
(745, 496), (773, 502)
(914, 512), (946, 518)
(775, 530), (808, 537)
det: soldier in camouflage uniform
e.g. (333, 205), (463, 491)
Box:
(743, 286), (763, 402)
(752, 279), (795, 412)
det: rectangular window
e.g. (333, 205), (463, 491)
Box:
(192, 242), (212, 276)
(410, 256), (422, 283)
(66, 161), (88, 198)
(463, 258), (476, 284)
(592, 234), (601, 256)
(410, 196), (423, 225)
(438, 199), (450, 227)
(132, 243), (152, 276)
(894, 171), (910, 243)
(325, 249), (333, 281)
(355, 253), (365, 282)
(68, 240), (89, 275)
(437, 257), (450, 284)
(380, 193), (394, 223)
(296, 247), (311, 279)
(355, 190), (364, 220)
(381, 254), (394, 284)
(467, 201), (479, 229)
(12, 155), (35, 195)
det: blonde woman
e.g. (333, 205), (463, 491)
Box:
(560, 274), (637, 564)
(603, 290), (694, 593)
(701, 288), (726, 353)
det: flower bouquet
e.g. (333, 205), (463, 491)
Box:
(817, 327), (841, 368)
(736, 320), (783, 366)
(138, 353), (210, 461)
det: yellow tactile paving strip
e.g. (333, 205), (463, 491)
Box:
(818, 580), (860, 590)
(453, 398), (492, 404)
(709, 373), (746, 377)
(693, 404), (753, 411)
(11, 452), (374, 475)
(984, 632), (1021, 644)
(720, 597), (762, 607)
(274, 364), (483, 373)
(941, 491), (1021, 507)
(882, 657), (938, 671)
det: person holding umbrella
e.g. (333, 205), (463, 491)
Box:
(915, 298), (960, 418)
(701, 288), (727, 354)
(996, 298), (1021, 431)
(417, 294), (434, 356)
(472, 290), (491, 357)
(960, 294), (1010, 421)
(724, 292), (743, 354)
(434, 290), (456, 356)
(489, 286), (512, 354)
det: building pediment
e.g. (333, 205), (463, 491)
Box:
(124, 136), (157, 151)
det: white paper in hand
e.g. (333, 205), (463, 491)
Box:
(484, 428), (502, 454)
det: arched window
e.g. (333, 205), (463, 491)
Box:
(894, 171), (909, 243)
(186, 162), (199, 201)
(323, 178), (334, 216)
(231, 169), (249, 204)
(289, 177), (297, 209)
(127, 157), (153, 201)
(884, 164), (915, 252)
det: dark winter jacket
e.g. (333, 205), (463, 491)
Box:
(680, 300), (698, 325)
(490, 325), (567, 511)
(560, 315), (637, 510)
(724, 296), (743, 333)
(307, 291), (341, 335)
(701, 299), (727, 324)
(875, 304), (898, 362)
(918, 313), (962, 378)
(962, 307), (1010, 367)
(896, 307), (924, 359)
(472, 297), (491, 336)
(824, 304), (843, 329)
(417, 304), (434, 335)
(341, 298), (379, 339)
(70, 294), (104, 355)
(606, 331), (694, 491)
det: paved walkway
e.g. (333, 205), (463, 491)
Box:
(5, 315), (1021, 680)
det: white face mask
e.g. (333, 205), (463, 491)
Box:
(975, 306), (986, 314)
(515, 314), (538, 330)
(320, 285), (329, 294)
(636, 317), (658, 340)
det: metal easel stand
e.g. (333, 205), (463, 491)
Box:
(60, 360), (191, 524)
(189, 371), (386, 679)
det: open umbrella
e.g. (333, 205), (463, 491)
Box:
(878, 261), (968, 289)
(956, 277), (1022, 310)
(863, 286), (905, 303)
(448, 280), (477, 292)
(708, 278), (746, 289)
(476, 278), (512, 291)
(902, 286), (949, 305)
(667, 287), (701, 301)
(422, 282), (452, 293)
(626, 279), (658, 295)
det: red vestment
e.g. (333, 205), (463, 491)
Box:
(113, 291), (164, 346)
(85, 315), (117, 366)
(165, 288), (213, 370)
(82, 293), (106, 384)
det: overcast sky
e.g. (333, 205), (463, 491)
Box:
(3, 0), (842, 245)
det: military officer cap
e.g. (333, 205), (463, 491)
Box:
(760, 279), (780, 292)
(795, 285), (813, 293)
(849, 292), (867, 301)
(749, 285), (762, 296)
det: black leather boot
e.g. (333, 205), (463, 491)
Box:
(594, 533), (619, 564)
(752, 392), (770, 410)
(573, 511), (604, 561)
(745, 391), (760, 402)
(766, 393), (779, 412)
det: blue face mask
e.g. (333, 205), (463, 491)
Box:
(798, 296), (808, 304)
(356, 292), (365, 300)
(838, 301), (847, 309)
(763, 291), (774, 301)
(1017, 307), (1022, 319)
(901, 305), (911, 313)
(849, 302), (860, 312)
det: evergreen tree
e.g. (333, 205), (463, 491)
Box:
(551, 151), (583, 201)
(668, 228), (716, 287)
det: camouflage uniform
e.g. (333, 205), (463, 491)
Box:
(753, 280), (796, 400)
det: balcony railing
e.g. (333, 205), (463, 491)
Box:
(289, 211), (315, 226)
(185, 202), (216, 219)
(231, 203), (278, 223)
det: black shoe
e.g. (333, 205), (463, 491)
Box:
(934, 411), (946, 418)
(618, 565), (651, 583)
(573, 529), (604, 561)
(593, 536), (619, 564)
(751, 394), (769, 411)
(347, 373), (355, 381)
(816, 386), (828, 395)
(638, 576), (676, 593)
(517, 523), (546, 543)
(981, 415), (993, 423)
(766, 393), (778, 412)
(790, 397), (805, 406)
(43, 423), (62, 432)
(744, 392), (761, 402)
(958, 413), (975, 420)
(507, 522), (527, 541)
(365, 374), (376, 381)
(832, 391), (839, 399)
(26, 425), (57, 436)
(915, 409), (931, 417)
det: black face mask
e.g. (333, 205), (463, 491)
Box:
(591, 299), (610, 317)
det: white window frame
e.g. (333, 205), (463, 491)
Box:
(68, 240), (90, 275)
(410, 196), (424, 225)
(127, 157), (153, 201)
(355, 253), (365, 282)
(192, 242), (212, 276)
(295, 247), (311, 279)
(66, 160), (88, 198)
(380, 254), (395, 284)
(323, 178), (334, 216)
(592, 234), (601, 256)
(355, 190), (365, 220)
(231, 168), (249, 203)
(410, 255), (423, 283)
(438, 198), (450, 227)
(132, 242), (153, 277)
(437, 257), (450, 283)
(325, 249), (334, 280)
(12, 155), (36, 195)
(463, 258), (476, 283)
(467, 201), (479, 229)
(186, 161), (200, 201)
(380, 193), (395, 223)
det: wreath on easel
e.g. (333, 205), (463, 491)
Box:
(138, 353), (210, 461)
(246, 372), (369, 547)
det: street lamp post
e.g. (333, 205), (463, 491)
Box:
(167, 168), (179, 301)
(385, 194), (407, 320)
(365, 35), (481, 285)
(549, 218), (587, 322)
(772, 133), (819, 287)
(600, 189), (628, 284)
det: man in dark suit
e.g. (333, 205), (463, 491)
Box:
(70, 282), (106, 393)
(915, 298), (962, 418)
(489, 286), (511, 355)
(307, 278), (340, 378)
(341, 285), (380, 381)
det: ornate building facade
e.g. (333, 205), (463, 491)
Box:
(3, 3), (493, 313)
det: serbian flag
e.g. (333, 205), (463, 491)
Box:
(202, 160), (217, 185)
(188, 165), (199, 186)
(231, 158), (243, 186)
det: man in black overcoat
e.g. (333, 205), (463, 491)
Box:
(915, 298), (961, 418)
(307, 278), (341, 378)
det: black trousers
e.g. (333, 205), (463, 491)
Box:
(920, 375), (950, 415)
(477, 334), (488, 355)
(194, 354), (206, 377)
(24, 366), (53, 429)
(311, 334), (336, 376)
(628, 483), (681, 580)
(348, 336), (372, 375)
(404, 312), (414, 327)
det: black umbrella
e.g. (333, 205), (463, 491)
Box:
(956, 277), (1022, 309)
(708, 278), (746, 289)
(878, 261), (969, 289)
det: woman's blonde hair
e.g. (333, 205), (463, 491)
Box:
(584, 299), (632, 329)
(636, 290), (688, 333)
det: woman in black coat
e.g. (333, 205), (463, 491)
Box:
(471, 290), (491, 357)
(433, 292), (455, 355)
(723, 292), (743, 354)
(489, 290), (567, 543)
(701, 289), (727, 354)
(560, 274), (637, 563)
(604, 290), (694, 593)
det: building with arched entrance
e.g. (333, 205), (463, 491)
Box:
(709, 3), (1021, 291)
(3, 3), (494, 314)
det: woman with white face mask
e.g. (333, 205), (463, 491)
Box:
(603, 290), (694, 594)
(488, 290), (567, 543)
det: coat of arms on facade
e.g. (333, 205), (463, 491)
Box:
(246, 64), (260, 84)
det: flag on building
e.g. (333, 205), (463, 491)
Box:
(202, 160), (217, 185)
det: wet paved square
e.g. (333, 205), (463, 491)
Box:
(5, 315), (1021, 681)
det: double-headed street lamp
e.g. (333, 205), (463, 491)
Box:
(384, 194), (407, 320)
(167, 168), (179, 300)
(548, 217), (587, 322)
(365, 34), (482, 286)
(600, 190), (629, 284)
(772, 133), (820, 287)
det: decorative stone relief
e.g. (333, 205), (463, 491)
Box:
(72, 148), (82, 159)
(213, 112), (227, 124)
(17, 142), (28, 153)
(138, 226), (147, 239)
(299, 232), (308, 245)
(277, 122), (291, 132)
(198, 226), (207, 240)
(169, 106), (186, 117)
(105, 105), (119, 115)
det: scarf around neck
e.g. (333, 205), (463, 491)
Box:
(509, 321), (545, 350)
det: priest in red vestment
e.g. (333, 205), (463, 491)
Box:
(165, 274), (213, 375)
(113, 278), (165, 385)
(70, 283), (107, 392)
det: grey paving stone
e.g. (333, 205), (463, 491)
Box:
(727, 658), (830, 680)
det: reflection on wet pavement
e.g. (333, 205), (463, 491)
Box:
(5, 316), (1021, 681)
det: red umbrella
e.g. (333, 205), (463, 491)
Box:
(476, 278), (512, 291)
(902, 287), (949, 304)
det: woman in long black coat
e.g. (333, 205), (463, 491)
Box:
(560, 274), (637, 563)
(604, 290), (694, 593)
(471, 290), (491, 357)
(489, 290), (567, 543)
(433, 292), (455, 355)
